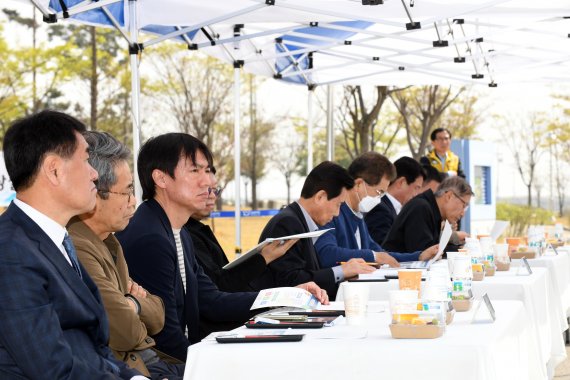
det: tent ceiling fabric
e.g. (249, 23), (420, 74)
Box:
(38, 0), (570, 85)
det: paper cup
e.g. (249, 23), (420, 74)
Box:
(446, 252), (460, 273)
(493, 243), (509, 258)
(398, 269), (422, 294)
(451, 255), (472, 279)
(343, 283), (370, 325)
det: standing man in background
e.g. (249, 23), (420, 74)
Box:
(420, 128), (465, 178)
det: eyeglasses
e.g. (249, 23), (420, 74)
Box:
(451, 191), (469, 210)
(99, 187), (135, 203)
(208, 186), (222, 197)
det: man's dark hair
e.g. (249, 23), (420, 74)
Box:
(392, 156), (425, 185)
(3, 110), (86, 191)
(301, 161), (354, 200)
(138, 133), (213, 201)
(422, 164), (446, 184)
(348, 152), (396, 185)
(430, 128), (452, 141)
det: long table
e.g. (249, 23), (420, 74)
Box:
(184, 300), (543, 380)
(337, 259), (569, 377)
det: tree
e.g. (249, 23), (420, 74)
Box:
(390, 85), (464, 160)
(337, 85), (405, 160)
(270, 126), (305, 204)
(434, 91), (481, 139)
(241, 74), (273, 210)
(146, 45), (235, 198)
(497, 112), (546, 207)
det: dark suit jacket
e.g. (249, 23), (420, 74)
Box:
(250, 202), (337, 298)
(117, 199), (258, 362)
(365, 195), (397, 245)
(0, 203), (139, 379)
(382, 190), (442, 253)
(184, 218), (266, 292)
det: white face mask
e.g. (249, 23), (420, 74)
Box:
(357, 183), (382, 214)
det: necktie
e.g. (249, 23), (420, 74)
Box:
(62, 234), (83, 278)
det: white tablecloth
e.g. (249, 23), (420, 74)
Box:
(184, 300), (542, 380)
(337, 264), (567, 377)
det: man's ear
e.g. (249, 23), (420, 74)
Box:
(314, 189), (328, 204)
(41, 154), (62, 186)
(151, 169), (167, 189)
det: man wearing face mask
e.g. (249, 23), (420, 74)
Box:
(315, 152), (439, 269)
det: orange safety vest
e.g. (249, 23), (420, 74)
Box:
(425, 149), (460, 174)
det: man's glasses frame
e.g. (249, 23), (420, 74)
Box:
(451, 191), (469, 210)
(98, 187), (135, 203)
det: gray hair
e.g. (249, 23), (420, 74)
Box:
(83, 131), (130, 199)
(434, 176), (474, 198)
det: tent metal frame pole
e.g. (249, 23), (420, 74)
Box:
(307, 87), (314, 174)
(29, 0), (51, 17)
(54, 0), (121, 19)
(233, 63), (242, 258)
(143, 4), (266, 49)
(326, 85), (333, 161)
(128, 0), (142, 205)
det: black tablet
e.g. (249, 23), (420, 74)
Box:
(287, 310), (345, 317)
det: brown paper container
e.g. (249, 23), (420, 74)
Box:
(389, 324), (444, 339)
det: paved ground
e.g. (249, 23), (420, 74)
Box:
(555, 345), (570, 379)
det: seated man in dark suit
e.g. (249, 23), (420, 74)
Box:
(0, 111), (142, 379)
(251, 161), (375, 299)
(365, 157), (425, 244)
(69, 131), (185, 379)
(420, 164), (445, 193)
(383, 176), (473, 253)
(116, 133), (328, 362)
(184, 170), (296, 292)
(315, 153), (438, 268)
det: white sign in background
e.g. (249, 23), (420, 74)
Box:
(0, 153), (15, 207)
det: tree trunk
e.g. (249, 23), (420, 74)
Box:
(32, 7), (38, 113)
(90, 26), (98, 130)
(527, 185), (532, 207)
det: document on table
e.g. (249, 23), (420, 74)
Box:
(223, 228), (334, 270)
(490, 220), (509, 241)
(251, 287), (320, 310)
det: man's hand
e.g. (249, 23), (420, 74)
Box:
(455, 231), (469, 242)
(341, 258), (376, 278)
(260, 239), (298, 265)
(127, 279), (147, 299)
(419, 244), (439, 261)
(296, 281), (329, 305)
(374, 252), (400, 267)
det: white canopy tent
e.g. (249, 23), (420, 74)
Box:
(26, 0), (570, 252)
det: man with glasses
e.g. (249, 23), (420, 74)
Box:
(184, 171), (296, 293)
(116, 133), (328, 362)
(315, 152), (438, 269)
(420, 128), (465, 178)
(68, 132), (185, 379)
(383, 176), (473, 254)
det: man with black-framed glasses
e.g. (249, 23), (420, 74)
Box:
(67, 131), (185, 379)
(383, 176), (473, 254)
